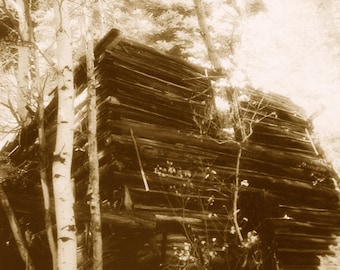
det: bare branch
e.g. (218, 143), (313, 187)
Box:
(1, 99), (22, 125)
(30, 41), (56, 71)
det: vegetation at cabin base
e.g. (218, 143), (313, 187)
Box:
(0, 0), (339, 270)
(152, 158), (262, 269)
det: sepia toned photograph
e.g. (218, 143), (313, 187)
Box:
(0, 0), (339, 269)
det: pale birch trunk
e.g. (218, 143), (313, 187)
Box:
(0, 183), (35, 269)
(53, 0), (77, 269)
(35, 40), (58, 270)
(84, 1), (103, 269)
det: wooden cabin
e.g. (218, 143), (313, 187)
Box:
(1, 29), (340, 270)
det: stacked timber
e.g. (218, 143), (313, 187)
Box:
(1, 29), (340, 269)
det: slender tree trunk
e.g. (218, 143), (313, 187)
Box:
(21, 1), (58, 268)
(98, 0), (106, 36)
(53, 1), (77, 269)
(193, 0), (248, 80)
(192, 0), (225, 74)
(0, 183), (35, 269)
(16, 0), (31, 124)
(84, 1), (103, 269)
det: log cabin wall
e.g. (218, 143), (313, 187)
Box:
(1, 29), (340, 269)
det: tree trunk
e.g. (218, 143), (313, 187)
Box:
(35, 33), (58, 270)
(84, 1), (103, 269)
(53, 0), (77, 269)
(98, 0), (106, 36)
(16, 0), (31, 124)
(0, 183), (35, 269)
(21, 1), (58, 268)
(192, 0), (225, 74)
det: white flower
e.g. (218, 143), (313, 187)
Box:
(241, 180), (249, 187)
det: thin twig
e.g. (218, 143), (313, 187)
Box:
(1, 99), (22, 125)
(233, 146), (244, 243)
(31, 42), (56, 71)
